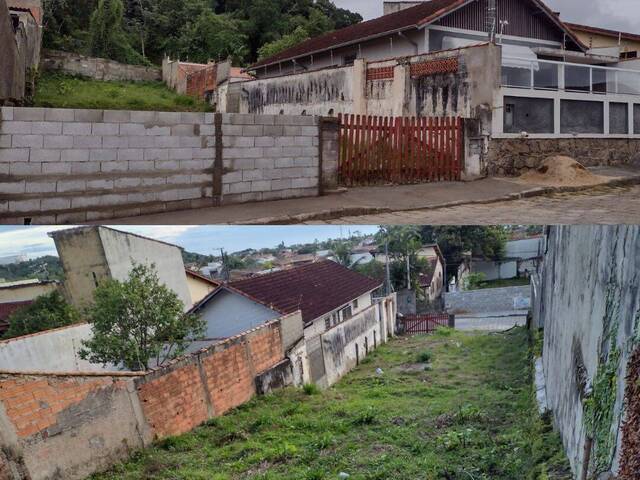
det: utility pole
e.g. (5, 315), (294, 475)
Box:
(406, 250), (411, 290)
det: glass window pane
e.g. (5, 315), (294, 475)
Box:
(502, 66), (531, 88)
(618, 71), (640, 95)
(534, 62), (558, 90)
(634, 105), (640, 134)
(592, 68), (607, 94)
(565, 65), (591, 92)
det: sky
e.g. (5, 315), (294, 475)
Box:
(0, 225), (379, 260)
(333, 0), (640, 33)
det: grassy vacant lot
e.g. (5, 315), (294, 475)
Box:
(92, 329), (570, 480)
(33, 72), (211, 112)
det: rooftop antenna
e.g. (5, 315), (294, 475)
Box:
(486, 0), (497, 43)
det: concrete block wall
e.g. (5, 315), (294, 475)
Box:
(444, 285), (531, 314)
(221, 114), (320, 204)
(0, 107), (217, 223)
(41, 50), (162, 83)
(0, 108), (332, 223)
(0, 319), (288, 480)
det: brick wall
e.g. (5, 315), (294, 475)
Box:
(0, 108), (333, 223)
(137, 362), (209, 439)
(0, 319), (288, 480)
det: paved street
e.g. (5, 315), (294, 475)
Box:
(308, 185), (640, 225)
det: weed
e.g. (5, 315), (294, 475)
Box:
(416, 350), (433, 363)
(303, 383), (320, 395)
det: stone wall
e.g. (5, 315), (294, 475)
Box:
(41, 50), (161, 83)
(0, 319), (289, 480)
(0, 108), (332, 223)
(444, 285), (531, 314)
(486, 138), (640, 176)
(532, 226), (640, 479)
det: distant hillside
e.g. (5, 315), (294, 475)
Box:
(0, 256), (63, 282)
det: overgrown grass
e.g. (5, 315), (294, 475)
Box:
(33, 72), (211, 112)
(470, 277), (532, 290)
(91, 328), (571, 480)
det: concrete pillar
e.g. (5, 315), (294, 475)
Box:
(352, 58), (368, 115)
(319, 117), (340, 193)
(392, 63), (409, 117)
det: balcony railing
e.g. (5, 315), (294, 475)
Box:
(502, 56), (640, 96)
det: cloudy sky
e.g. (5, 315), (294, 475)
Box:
(333, 0), (639, 33)
(0, 225), (379, 260)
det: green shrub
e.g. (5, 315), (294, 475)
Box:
(416, 350), (433, 363)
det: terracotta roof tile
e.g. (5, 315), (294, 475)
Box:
(230, 260), (382, 324)
(250, 0), (467, 70)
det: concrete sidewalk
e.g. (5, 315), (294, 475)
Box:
(108, 166), (640, 225)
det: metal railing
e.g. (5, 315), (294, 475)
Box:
(502, 56), (640, 96)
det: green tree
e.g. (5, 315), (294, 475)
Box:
(79, 263), (205, 371)
(421, 226), (508, 283)
(177, 11), (248, 64)
(258, 26), (309, 60)
(3, 291), (80, 340)
(89, 0), (147, 64)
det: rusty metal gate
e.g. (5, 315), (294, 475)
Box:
(398, 313), (453, 334)
(338, 114), (463, 186)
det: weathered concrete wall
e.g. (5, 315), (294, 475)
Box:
(0, 282), (57, 302)
(0, 374), (145, 480)
(533, 226), (640, 479)
(0, 319), (290, 480)
(41, 50), (161, 82)
(317, 295), (396, 388)
(241, 65), (355, 116)
(1, 109), (333, 223)
(486, 137), (640, 176)
(239, 44), (501, 121)
(0, 0), (41, 103)
(444, 285), (531, 314)
(0, 324), (108, 373)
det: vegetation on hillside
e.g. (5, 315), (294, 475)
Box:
(91, 328), (571, 479)
(2, 291), (80, 340)
(34, 72), (211, 111)
(0, 256), (63, 282)
(42, 0), (362, 66)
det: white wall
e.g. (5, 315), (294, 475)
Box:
(473, 259), (518, 280)
(99, 228), (193, 310)
(0, 324), (113, 373)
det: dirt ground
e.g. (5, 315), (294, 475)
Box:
(516, 156), (610, 187)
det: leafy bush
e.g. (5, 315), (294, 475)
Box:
(416, 350), (432, 363)
(3, 291), (80, 340)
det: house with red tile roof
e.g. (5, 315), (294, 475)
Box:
(190, 260), (382, 339)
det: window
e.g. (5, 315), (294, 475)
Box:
(503, 96), (554, 134)
(635, 104), (640, 134)
(621, 51), (638, 60)
(325, 318), (331, 330)
(340, 305), (353, 321)
(610, 102), (629, 134)
(560, 100), (604, 134)
(343, 53), (357, 66)
(353, 298), (359, 310)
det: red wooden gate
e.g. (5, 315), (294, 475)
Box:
(398, 314), (452, 334)
(338, 114), (463, 186)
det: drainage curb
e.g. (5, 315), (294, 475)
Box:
(237, 175), (640, 225)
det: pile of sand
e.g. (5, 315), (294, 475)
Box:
(518, 156), (608, 187)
